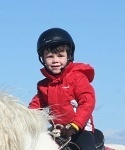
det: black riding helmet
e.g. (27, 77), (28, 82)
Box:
(37, 28), (75, 63)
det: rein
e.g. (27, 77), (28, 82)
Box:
(48, 123), (80, 150)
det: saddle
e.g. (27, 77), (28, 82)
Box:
(49, 126), (105, 150)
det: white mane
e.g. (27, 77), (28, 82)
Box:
(0, 91), (58, 150)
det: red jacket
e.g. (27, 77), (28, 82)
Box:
(29, 62), (95, 130)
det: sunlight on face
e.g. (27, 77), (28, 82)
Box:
(43, 50), (68, 74)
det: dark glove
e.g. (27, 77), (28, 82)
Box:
(61, 124), (78, 138)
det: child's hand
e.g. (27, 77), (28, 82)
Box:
(61, 124), (78, 138)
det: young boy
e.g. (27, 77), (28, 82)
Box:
(29, 28), (103, 150)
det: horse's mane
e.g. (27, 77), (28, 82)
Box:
(0, 91), (52, 150)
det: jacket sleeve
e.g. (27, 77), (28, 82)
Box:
(72, 73), (95, 129)
(28, 86), (46, 109)
(28, 94), (41, 109)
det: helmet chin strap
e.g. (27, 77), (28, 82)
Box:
(58, 59), (71, 72)
(38, 55), (72, 75)
(39, 55), (71, 66)
(39, 55), (45, 66)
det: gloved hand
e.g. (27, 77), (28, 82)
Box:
(61, 123), (78, 138)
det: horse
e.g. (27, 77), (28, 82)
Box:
(0, 91), (125, 150)
(0, 91), (59, 150)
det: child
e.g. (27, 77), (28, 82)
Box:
(29, 28), (103, 150)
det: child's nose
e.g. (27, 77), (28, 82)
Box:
(53, 56), (59, 62)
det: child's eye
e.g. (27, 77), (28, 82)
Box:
(58, 54), (64, 57)
(46, 55), (53, 58)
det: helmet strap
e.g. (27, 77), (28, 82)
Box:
(38, 55), (45, 66)
(38, 55), (72, 74)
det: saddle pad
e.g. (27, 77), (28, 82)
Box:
(105, 146), (115, 150)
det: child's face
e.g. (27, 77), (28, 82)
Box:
(43, 49), (68, 74)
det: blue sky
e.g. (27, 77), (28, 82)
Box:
(0, 0), (125, 145)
